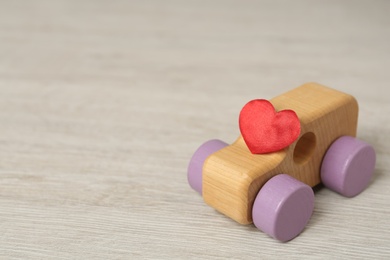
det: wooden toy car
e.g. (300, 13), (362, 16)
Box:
(187, 83), (376, 241)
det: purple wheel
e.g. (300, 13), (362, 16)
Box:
(187, 139), (228, 195)
(321, 136), (376, 197)
(252, 174), (314, 242)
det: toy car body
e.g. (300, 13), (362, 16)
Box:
(188, 83), (376, 241)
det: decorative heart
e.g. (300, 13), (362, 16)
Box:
(239, 99), (300, 154)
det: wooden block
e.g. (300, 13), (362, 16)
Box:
(202, 83), (358, 224)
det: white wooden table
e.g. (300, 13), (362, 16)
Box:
(0, 1), (389, 258)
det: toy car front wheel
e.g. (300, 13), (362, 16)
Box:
(321, 136), (376, 197)
(252, 174), (315, 242)
(187, 139), (228, 195)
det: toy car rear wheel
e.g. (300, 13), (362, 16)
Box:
(252, 174), (315, 242)
(321, 136), (376, 197)
(187, 139), (228, 195)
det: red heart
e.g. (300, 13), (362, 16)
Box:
(239, 99), (300, 154)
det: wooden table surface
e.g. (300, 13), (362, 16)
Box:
(1, 0), (389, 259)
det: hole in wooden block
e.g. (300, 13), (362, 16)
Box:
(293, 132), (316, 164)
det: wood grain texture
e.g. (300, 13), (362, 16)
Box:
(203, 83), (358, 224)
(0, 0), (390, 259)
